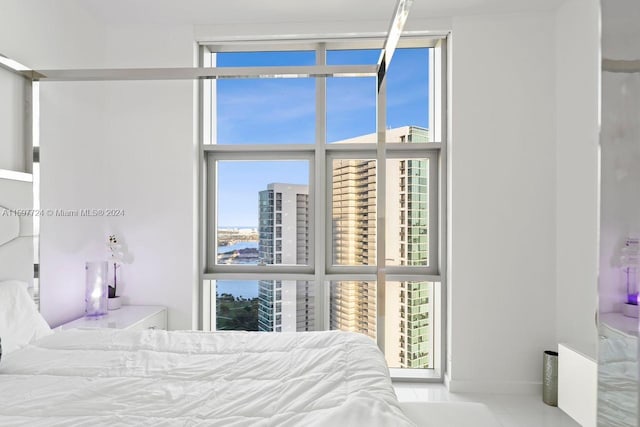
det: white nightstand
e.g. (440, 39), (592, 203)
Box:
(59, 305), (167, 331)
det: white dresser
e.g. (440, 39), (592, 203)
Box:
(59, 305), (167, 331)
(558, 342), (597, 427)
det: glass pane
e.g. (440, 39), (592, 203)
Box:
(216, 280), (315, 332)
(216, 280), (260, 331)
(386, 48), (432, 143)
(327, 49), (380, 65)
(331, 159), (377, 266)
(258, 280), (316, 332)
(327, 50), (378, 143)
(330, 281), (377, 340)
(385, 281), (434, 369)
(216, 78), (315, 144)
(327, 77), (377, 143)
(216, 51), (315, 67)
(386, 158), (430, 266)
(216, 160), (310, 265)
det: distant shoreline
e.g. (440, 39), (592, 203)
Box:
(219, 247), (258, 256)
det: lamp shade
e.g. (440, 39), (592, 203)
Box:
(85, 261), (108, 318)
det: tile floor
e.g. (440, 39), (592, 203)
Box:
(392, 382), (581, 427)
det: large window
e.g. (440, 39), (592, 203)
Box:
(200, 36), (446, 379)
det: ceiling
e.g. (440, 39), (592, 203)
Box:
(78, 0), (568, 26)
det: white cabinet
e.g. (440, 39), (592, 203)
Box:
(558, 343), (597, 427)
(59, 305), (167, 331)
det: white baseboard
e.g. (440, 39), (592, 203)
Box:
(446, 378), (542, 394)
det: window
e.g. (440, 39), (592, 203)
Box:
(215, 51), (315, 144)
(201, 36), (446, 379)
(216, 161), (309, 266)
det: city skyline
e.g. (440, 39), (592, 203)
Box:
(216, 48), (430, 227)
(214, 48), (433, 369)
(217, 126), (433, 369)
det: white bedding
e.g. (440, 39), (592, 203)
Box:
(0, 329), (414, 426)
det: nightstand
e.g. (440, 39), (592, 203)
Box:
(59, 305), (167, 331)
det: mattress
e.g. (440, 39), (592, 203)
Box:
(0, 328), (414, 426)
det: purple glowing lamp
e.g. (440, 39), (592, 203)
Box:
(621, 237), (640, 306)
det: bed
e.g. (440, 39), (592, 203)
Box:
(0, 170), (410, 426)
(0, 284), (414, 426)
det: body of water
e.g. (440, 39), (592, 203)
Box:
(218, 241), (258, 253)
(215, 241), (260, 298)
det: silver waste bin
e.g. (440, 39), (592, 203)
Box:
(542, 350), (558, 406)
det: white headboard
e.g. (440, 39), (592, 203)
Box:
(0, 173), (34, 287)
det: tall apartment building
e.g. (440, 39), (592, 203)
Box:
(257, 183), (312, 332)
(385, 152), (432, 369)
(330, 126), (433, 369)
(330, 158), (378, 340)
(255, 127), (433, 368)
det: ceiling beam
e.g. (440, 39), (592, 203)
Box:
(27, 65), (377, 82)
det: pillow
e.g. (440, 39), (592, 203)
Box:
(0, 280), (52, 355)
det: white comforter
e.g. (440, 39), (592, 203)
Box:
(0, 329), (414, 426)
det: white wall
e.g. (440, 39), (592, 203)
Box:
(97, 25), (197, 330)
(447, 12), (557, 393)
(0, 4), (194, 331)
(555, 0), (600, 351)
(0, 12), (199, 329)
(0, 0), (108, 174)
(2, 1), (603, 394)
(0, 1), (104, 68)
(0, 1), (107, 327)
(39, 81), (110, 327)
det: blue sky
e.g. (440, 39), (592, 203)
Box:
(216, 48), (429, 227)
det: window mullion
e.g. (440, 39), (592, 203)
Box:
(199, 46), (212, 331)
(376, 65), (387, 352)
(315, 43), (328, 332)
(435, 38), (448, 378)
(209, 51), (216, 145)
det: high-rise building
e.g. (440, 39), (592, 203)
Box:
(330, 126), (433, 369)
(256, 127), (433, 368)
(257, 183), (312, 332)
(330, 157), (378, 341)
(385, 153), (432, 369)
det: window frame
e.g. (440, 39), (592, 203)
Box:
(205, 149), (316, 275)
(326, 147), (440, 276)
(198, 34), (448, 381)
